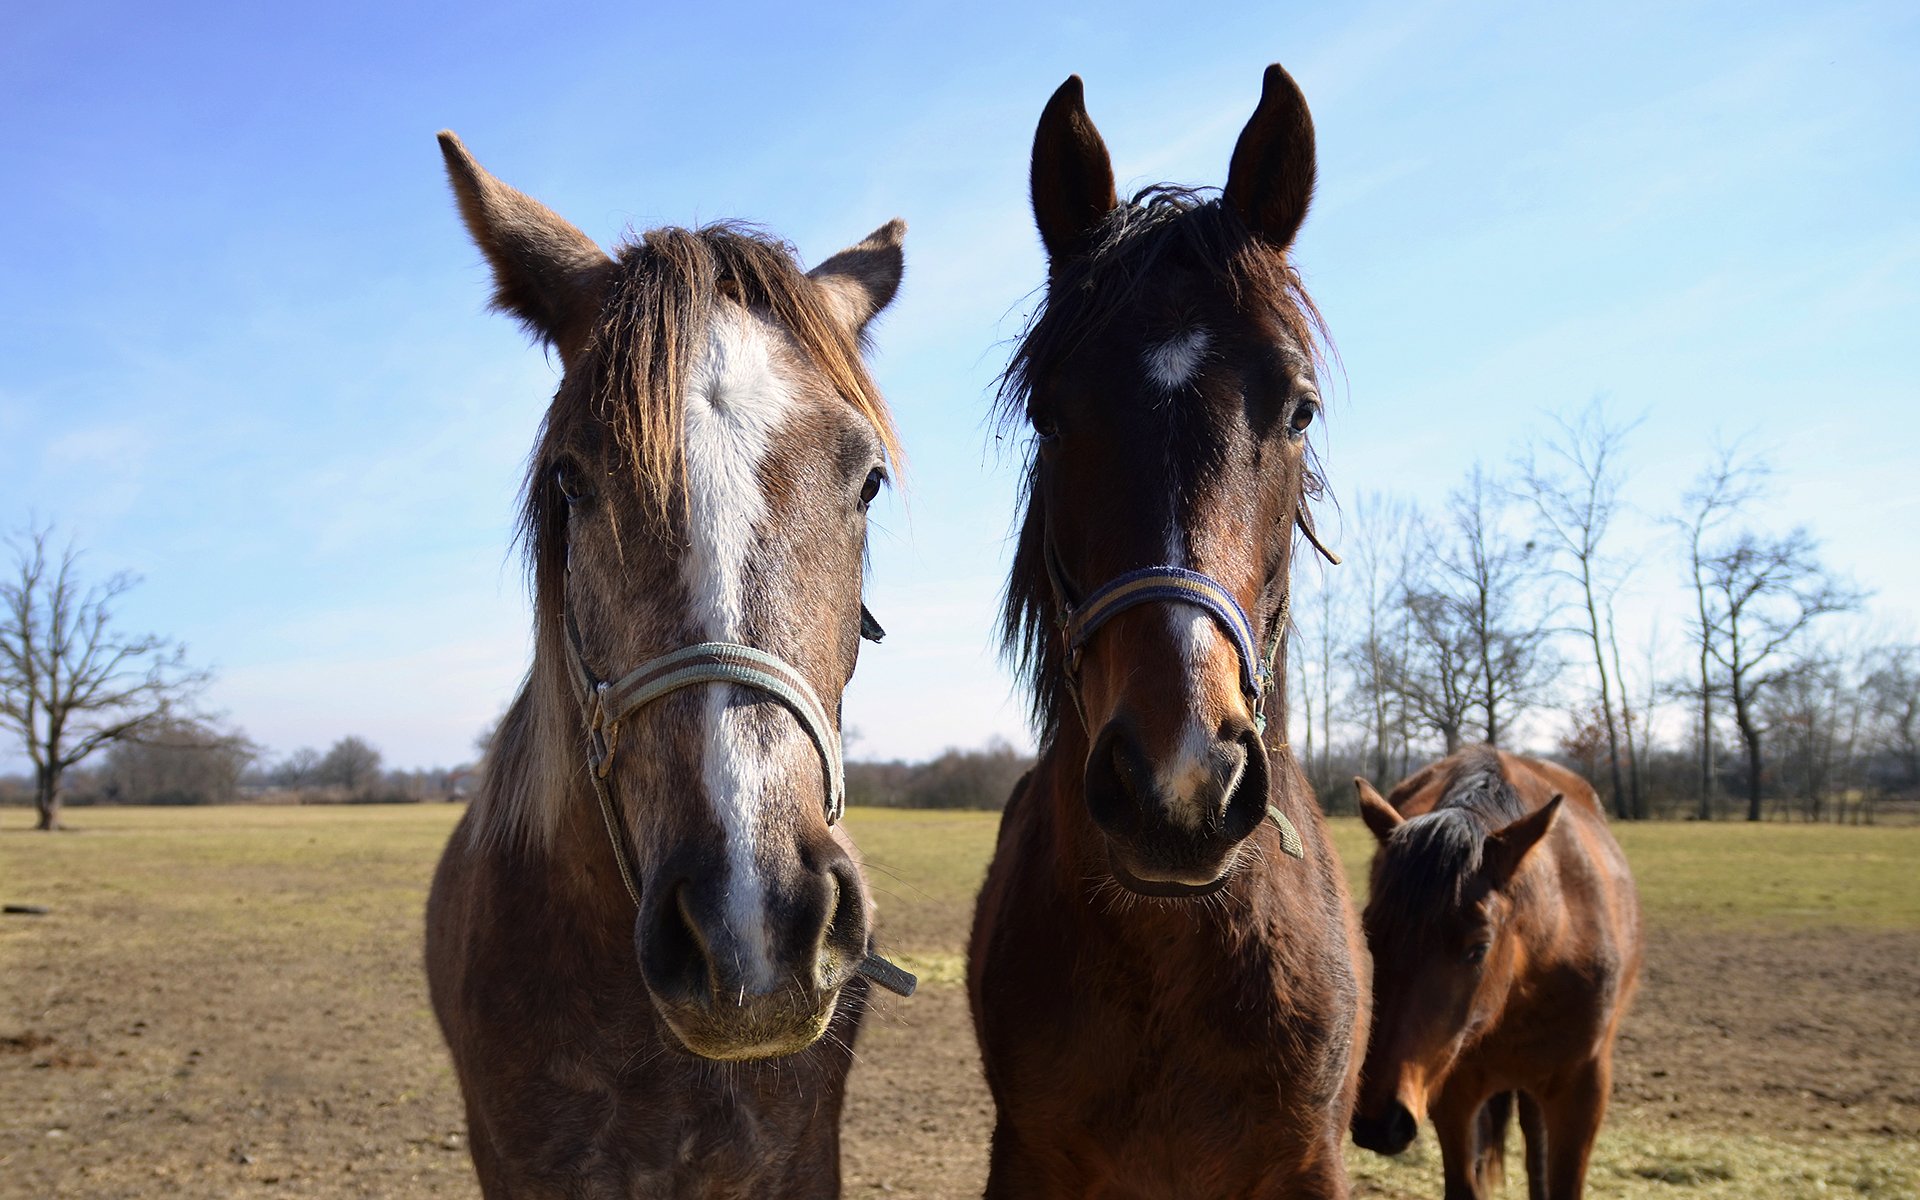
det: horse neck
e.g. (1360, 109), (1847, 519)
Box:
(478, 652), (643, 956)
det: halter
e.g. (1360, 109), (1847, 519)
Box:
(1044, 536), (1283, 736)
(1043, 502), (1337, 738)
(561, 603), (916, 997)
(565, 621), (847, 821)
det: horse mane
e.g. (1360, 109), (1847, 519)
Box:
(1367, 747), (1532, 943)
(475, 224), (902, 852)
(994, 187), (1330, 738)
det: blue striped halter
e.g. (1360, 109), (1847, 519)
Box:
(1044, 534), (1284, 736)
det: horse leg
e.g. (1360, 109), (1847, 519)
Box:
(1538, 1060), (1609, 1200)
(1429, 1091), (1486, 1200)
(460, 1099), (509, 1200)
(1519, 1092), (1548, 1200)
(983, 1123), (1087, 1200)
(1473, 1091), (1514, 1194)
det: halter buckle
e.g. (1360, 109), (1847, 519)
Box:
(585, 683), (617, 777)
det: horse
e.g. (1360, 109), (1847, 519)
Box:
(423, 131), (916, 1198)
(1349, 746), (1642, 1200)
(967, 65), (1368, 1198)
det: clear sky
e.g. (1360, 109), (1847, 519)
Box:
(2, 0), (1915, 771)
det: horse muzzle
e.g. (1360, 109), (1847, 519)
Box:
(1084, 716), (1269, 895)
(1351, 1100), (1419, 1156)
(634, 843), (869, 1061)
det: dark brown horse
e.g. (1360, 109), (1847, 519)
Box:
(1350, 746), (1642, 1200)
(968, 66), (1367, 1198)
(424, 132), (911, 1197)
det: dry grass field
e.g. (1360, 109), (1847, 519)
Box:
(3, 804), (1916, 1198)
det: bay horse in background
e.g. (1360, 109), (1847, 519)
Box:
(1350, 746), (1642, 1200)
(969, 65), (1367, 1198)
(424, 132), (915, 1197)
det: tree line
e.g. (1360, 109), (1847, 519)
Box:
(0, 522), (476, 824)
(8, 410), (1915, 830)
(0, 726), (475, 812)
(1288, 401), (1914, 822)
(845, 739), (1032, 811)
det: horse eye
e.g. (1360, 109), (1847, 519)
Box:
(553, 462), (589, 506)
(1290, 398), (1320, 435)
(859, 467), (886, 506)
(1463, 943), (1490, 966)
(1029, 411), (1059, 441)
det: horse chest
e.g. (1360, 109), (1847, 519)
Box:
(454, 1005), (845, 1199)
(991, 926), (1343, 1147)
(1469, 959), (1617, 1083)
(536, 1078), (819, 1199)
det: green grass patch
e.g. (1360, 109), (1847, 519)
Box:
(1347, 1128), (1918, 1199)
(841, 807), (1001, 959)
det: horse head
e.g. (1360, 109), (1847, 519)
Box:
(442, 133), (904, 1060)
(1002, 67), (1327, 894)
(1350, 772), (1561, 1153)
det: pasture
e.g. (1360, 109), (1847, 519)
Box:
(2, 805), (1916, 1198)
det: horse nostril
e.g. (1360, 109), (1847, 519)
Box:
(1113, 739), (1151, 802)
(1218, 726), (1269, 841)
(1083, 721), (1150, 838)
(637, 879), (709, 1006)
(1351, 1102), (1418, 1155)
(1386, 1102), (1416, 1151)
(1198, 736), (1248, 819)
(819, 857), (869, 983)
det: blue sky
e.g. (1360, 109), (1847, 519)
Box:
(2, 0), (1915, 771)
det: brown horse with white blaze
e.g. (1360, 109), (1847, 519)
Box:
(424, 133), (913, 1197)
(968, 66), (1367, 1198)
(1350, 746), (1642, 1200)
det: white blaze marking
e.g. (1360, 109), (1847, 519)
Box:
(1144, 327), (1211, 390)
(682, 304), (798, 992)
(1161, 526), (1221, 828)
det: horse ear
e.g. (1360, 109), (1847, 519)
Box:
(809, 219), (907, 335)
(437, 131), (614, 359)
(1355, 777), (1404, 844)
(1223, 63), (1316, 249)
(1483, 795), (1563, 890)
(1030, 75), (1118, 268)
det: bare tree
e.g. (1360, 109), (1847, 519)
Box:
(271, 746), (323, 788)
(1291, 559), (1347, 799)
(1293, 631), (1318, 791)
(1558, 703), (1612, 786)
(1673, 447), (1770, 819)
(1343, 493), (1419, 785)
(1862, 645), (1919, 800)
(0, 524), (209, 830)
(1604, 594), (1647, 817)
(1701, 528), (1863, 821)
(317, 735), (383, 794)
(1516, 400), (1642, 817)
(1390, 587), (1479, 754)
(1432, 466), (1559, 747)
(101, 719), (257, 806)
(1635, 616), (1665, 811)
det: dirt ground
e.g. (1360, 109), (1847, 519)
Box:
(844, 929), (1920, 1199)
(2, 806), (1915, 1198)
